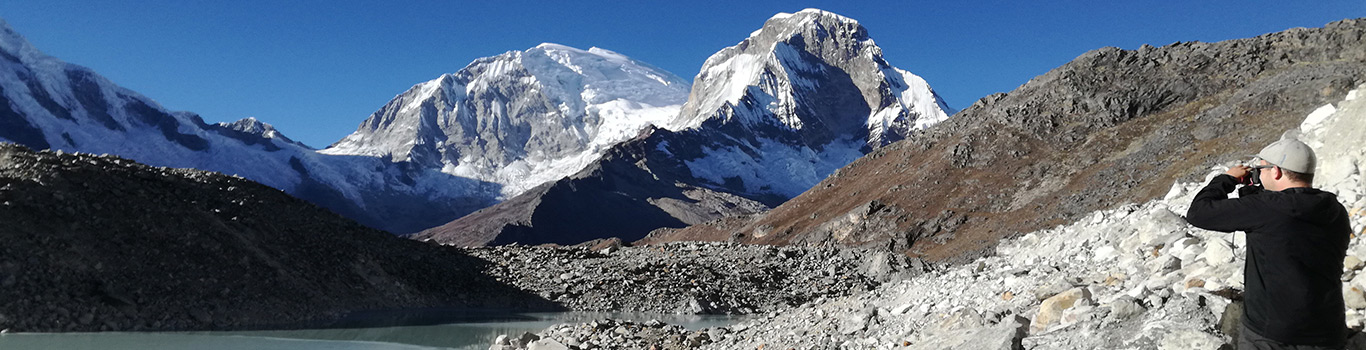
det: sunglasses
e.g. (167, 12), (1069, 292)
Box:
(1246, 163), (1275, 186)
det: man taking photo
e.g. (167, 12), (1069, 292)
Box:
(1187, 132), (1353, 349)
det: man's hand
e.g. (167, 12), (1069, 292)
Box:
(1227, 165), (1251, 183)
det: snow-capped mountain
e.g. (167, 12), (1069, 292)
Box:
(668, 8), (954, 198)
(213, 116), (308, 150)
(323, 43), (692, 198)
(674, 9), (953, 140)
(0, 18), (494, 234)
(417, 9), (955, 245)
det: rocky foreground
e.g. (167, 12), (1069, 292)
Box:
(487, 88), (1366, 348)
(464, 240), (924, 315)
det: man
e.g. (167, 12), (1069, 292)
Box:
(1187, 134), (1352, 349)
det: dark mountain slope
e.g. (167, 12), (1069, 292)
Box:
(0, 143), (551, 332)
(643, 19), (1366, 262)
(412, 128), (771, 246)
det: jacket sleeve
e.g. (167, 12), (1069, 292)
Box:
(1186, 174), (1274, 233)
(1237, 184), (1266, 198)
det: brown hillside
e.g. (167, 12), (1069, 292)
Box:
(642, 19), (1366, 263)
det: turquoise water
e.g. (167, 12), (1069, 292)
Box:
(0, 312), (749, 350)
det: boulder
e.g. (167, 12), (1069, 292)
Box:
(1092, 246), (1118, 262)
(908, 315), (1029, 350)
(1198, 239), (1234, 265)
(1033, 277), (1074, 301)
(1107, 297), (1146, 320)
(527, 339), (570, 350)
(1137, 207), (1188, 247)
(930, 309), (985, 333)
(839, 309), (877, 335)
(1031, 287), (1093, 334)
(1347, 255), (1364, 271)
(1145, 255), (1182, 275)
(1346, 286), (1366, 309)
(1157, 329), (1225, 350)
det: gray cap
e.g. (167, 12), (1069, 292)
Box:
(1257, 130), (1316, 174)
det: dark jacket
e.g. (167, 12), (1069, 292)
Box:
(1187, 174), (1351, 347)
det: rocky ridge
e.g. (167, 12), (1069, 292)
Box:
(490, 84), (1366, 349)
(465, 241), (923, 315)
(645, 18), (1366, 262)
(0, 143), (551, 332)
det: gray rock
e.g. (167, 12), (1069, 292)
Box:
(1108, 297), (1146, 320)
(839, 309), (876, 335)
(1139, 208), (1187, 247)
(908, 315), (1029, 350)
(527, 339), (570, 350)
(1032, 287), (1093, 334)
(1145, 254), (1182, 275)
(1033, 277), (1074, 301)
(1199, 239), (1234, 264)
(1346, 285), (1366, 309)
(512, 332), (540, 348)
(1157, 329), (1225, 350)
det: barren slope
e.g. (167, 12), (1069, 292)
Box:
(643, 19), (1366, 262)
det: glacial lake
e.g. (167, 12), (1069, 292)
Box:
(0, 311), (750, 350)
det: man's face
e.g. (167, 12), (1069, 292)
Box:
(1257, 160), (1278, 190)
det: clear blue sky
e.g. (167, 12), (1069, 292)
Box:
(3, 1), (1363, 148)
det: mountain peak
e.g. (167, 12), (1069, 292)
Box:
(751, 8), (866, 41)
(775, 8), (860, 24)
(218, 117), (280, 137)
(324, 42), (691, 199)
(678, 9), (949, 145)
(532, 42), (576, 51)
(0, 18), (51, 64)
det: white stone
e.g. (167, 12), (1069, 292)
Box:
(1125, 285), (1150, 299)
(1350, 270), (1366, 290)
(1146, 271), (1182, 291)
(1031, 287), (1092, 334)
(1199, 239), (1234, 265)
(1092, 246), (1117, 262)
(527, 339), (570, 350)
(1341, 188), (1361, 207)
(1172, 237), (1200, 251)
(1346, 255), (1364, 271)
(1176, 244), (1202, 264)
(1300, 104), (1338, 132)
(1108, 297), (1146, 320)
(1163, 182), (1186, 201)
(1059, 304), (1096, 328)
(1346, 285), (1366, 309)
(1089, 211), (1106, 225)
(1157, 329), (1225, 350)
(892, 304), (914, 315)
(1145, 255), (1181, 275)
(1137, 207), (1188, 248)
